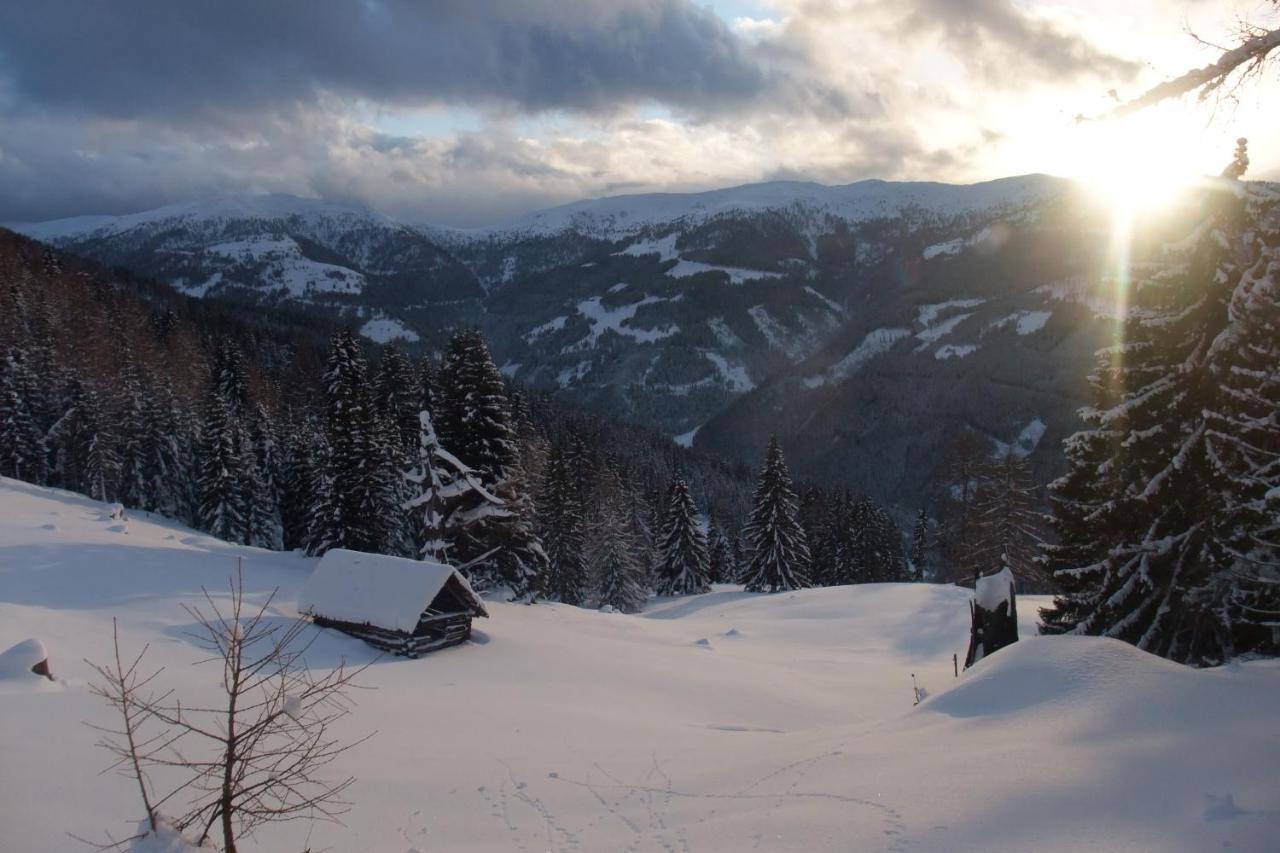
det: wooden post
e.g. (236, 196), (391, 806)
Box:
(953, 653), (958, 677)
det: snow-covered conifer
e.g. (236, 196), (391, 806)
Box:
(654, 475), (711, 596)
(741, 436), (811, 593)
(539, 443), (588, 605)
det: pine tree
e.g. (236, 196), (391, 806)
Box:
(970, 451), (1046, 588)
(434, 329), (547, 597)
(311, 329), (401, 555)
(588, 473), (649, 613)
(741, 436), (811, 593)
(539, 444), (588, 605)
(376, 345), (422, 458)
(197, 393), (246, 542)
(243, 405), (283, 550)
(140, 379), (189, 518)
(1204, 175), (1280, 653)
(909, 509), (930, 582)
(115, 358), (149, 509)
(936, 430), (987, 582)
(0, 345), (48, 484)
(437, 329), (520, 483)
(707, 521), (735, 585)
(212, 341), (250, 417)
(281, 414), (323, 551)
(654, 475), (711, 596)
(1040, 159), (1273, 664)
(404, 409), (499, 563)
(78, 384), (120, 503)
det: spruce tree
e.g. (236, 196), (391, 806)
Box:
(1040, 157), (1274, 664)
(77, 384), (120, 503)
(741, 436), (811, 593)
(909, 509), (930, 582)
(311, 328), (402, 555)
(376, 345), (422, 458)
(243, 405), (283, 550)
(0, 346), (48, 484)
(404, 409), (498, 563)
(707, 522), (735, 585)
(654, 475), (711, 596)
(588, 473), (649, 613)
(197, 393), (246, 542)
(434, 329), (547, 597)
(115, 359), (149, 509)
(140, 379), (189, 518)
(539, 444), (588, 605)
(1204, 170), (1280, 653)
(281, 414), (323, 551)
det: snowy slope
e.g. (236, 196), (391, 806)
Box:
(2, 478), (1276, 852)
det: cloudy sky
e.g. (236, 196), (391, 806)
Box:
(1, 0), (1276, 226)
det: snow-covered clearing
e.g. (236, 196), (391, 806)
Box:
(748, 305), (809, 361)
(205, 236), (366, 296)
(803, 285), (844, 314)
(564, 295), (679, 352)
(2, 478), (1277, 853)
(673, 426), (700, 448)
(524, 314), (568, 342)
(359, 316), (420, 344)
(613, 233), (781, 284)
(991, 417), (1048, 459)
(666, 258), (781, 284)
(707, 316), (744, 349)
(914, 312), (974, 349)
(1035, 278), (1122, 319)
(804, 327), (910, 388)
(986, 310), (1052, 336)
(701, 350), (754, 392)
(916, 299), (985, 327)
(934, 343), (977, 359)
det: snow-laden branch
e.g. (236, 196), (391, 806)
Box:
(1099, 25), (1280, 120)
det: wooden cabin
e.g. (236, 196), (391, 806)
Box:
(298, 549), (488, 658)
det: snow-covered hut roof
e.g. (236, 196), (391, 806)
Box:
(298, 549), (487, 632)
(975, 567), (1015, 611)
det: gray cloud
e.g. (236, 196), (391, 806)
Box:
(0, 0), (1156, 225)
(899, 0), (1140, 83)
(0, 0), (855, 122)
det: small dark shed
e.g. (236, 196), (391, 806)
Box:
(964, 566), (1018, 669)
(298, 549), (488, 658)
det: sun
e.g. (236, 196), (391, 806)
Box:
(1063, 120), (1203, 217)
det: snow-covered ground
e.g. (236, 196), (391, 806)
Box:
(2, 477), (1277, 852)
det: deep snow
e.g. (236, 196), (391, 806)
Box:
(1, 477), (1276, 852)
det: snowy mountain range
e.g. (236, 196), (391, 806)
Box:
(9, 173), (1126, 511)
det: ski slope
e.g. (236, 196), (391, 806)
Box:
(1, 478), (1276, 852)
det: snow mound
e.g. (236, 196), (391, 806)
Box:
(922, 635), (1184, 719)
(0, 638), (49, 679)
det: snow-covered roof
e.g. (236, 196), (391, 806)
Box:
(298, 549), (487, 632)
